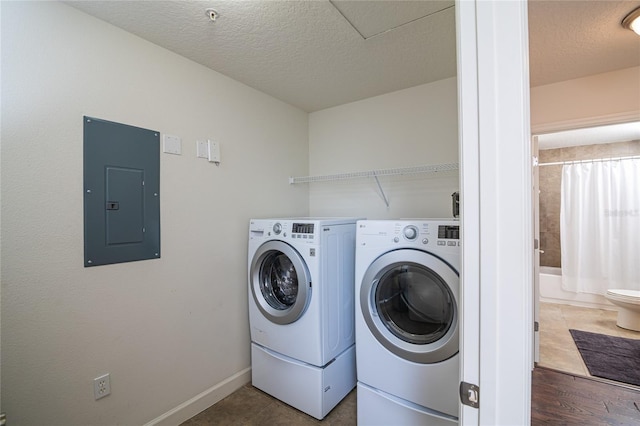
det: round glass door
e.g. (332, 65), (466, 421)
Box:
(361, 249), (459, 363)
(250, 241), (311, 325)
(376, 264), (454, 344)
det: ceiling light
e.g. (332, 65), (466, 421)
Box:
(205, 8), (219, 22)
(622, 6), (640, 35)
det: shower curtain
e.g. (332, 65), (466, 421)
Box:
(560, 158), (640, 294)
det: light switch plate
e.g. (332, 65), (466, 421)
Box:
(207, 140), (220, 163)
(163, 135), (182, 155)
(196, 141), (208, 159)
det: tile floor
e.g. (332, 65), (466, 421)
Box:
(538, 301), (640, 379)
(180, 384), (356, 426)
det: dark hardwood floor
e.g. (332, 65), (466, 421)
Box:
(532, 367), (640, 425)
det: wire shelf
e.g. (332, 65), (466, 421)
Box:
(288, 163), (459, 184)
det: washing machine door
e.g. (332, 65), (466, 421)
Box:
(360, 248), (459, 364)
(250, 240), (312, 325)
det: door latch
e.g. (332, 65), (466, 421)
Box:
(460, 381), (479, 408)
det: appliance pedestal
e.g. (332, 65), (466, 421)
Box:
(251, 343), (355, 420)
(357, 382), (458, 425)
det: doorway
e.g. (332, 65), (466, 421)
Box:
(533, 120), (640, 386)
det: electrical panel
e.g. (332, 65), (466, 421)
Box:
(83, 116), (160, 267)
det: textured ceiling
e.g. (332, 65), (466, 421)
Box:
(528, 0), (640, 87)
(66, 0), (640, 112)
(66, 0), (456, 112)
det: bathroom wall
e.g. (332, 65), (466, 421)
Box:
(531, 67), (640, 129)
(539, 140), (640, 267)
(1, 2), (308, 425)
(308, 77), (459, 219)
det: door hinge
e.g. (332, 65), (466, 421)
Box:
(460, 381), (479, 408)
(534, 321), (539, 332)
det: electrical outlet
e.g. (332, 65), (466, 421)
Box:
(94, 373), (111, 400)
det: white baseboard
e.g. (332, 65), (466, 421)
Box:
(144, 367), (252, 426)
(540, 296), (616, 311)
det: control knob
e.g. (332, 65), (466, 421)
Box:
(273, 223), (282, 235)
(403, 225), (418, 240)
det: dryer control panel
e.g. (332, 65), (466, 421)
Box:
(357, 220), (461, 252)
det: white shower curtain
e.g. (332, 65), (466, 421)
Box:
(560, 158), (640, 294)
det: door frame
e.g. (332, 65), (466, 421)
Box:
(457, 1), (533, 424)
(533, 136), (541, 365)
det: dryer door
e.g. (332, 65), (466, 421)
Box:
(250, 240), (312, 325)
(360, 248), (459, 364)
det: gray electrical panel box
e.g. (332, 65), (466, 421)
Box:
(83, 116), (160, 267)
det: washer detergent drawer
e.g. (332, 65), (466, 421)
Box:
(251, 343), (355, 420)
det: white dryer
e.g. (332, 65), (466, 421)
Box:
(248, 217), (359, 420)
(355, 219), (460, 425)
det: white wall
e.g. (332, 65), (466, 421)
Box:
(308, 78), (459, 219)
(531, 66), (640, 129)
(1, 2), (309, 425)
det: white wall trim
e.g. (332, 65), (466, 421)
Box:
(532, 111), (640, 135)
(143, 367), (251, 426)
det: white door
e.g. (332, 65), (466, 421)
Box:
(456, 1), (532, 425)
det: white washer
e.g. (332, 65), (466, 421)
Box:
(355, 219), (460, 424)
(248, 217), (359, 419)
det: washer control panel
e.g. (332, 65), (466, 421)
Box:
(250, 218), (361, 245)
(249, 220), (318, 242)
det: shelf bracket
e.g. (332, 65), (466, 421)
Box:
(372, 173), (390, 207)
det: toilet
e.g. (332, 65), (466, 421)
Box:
(605, 289), (640, 332)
